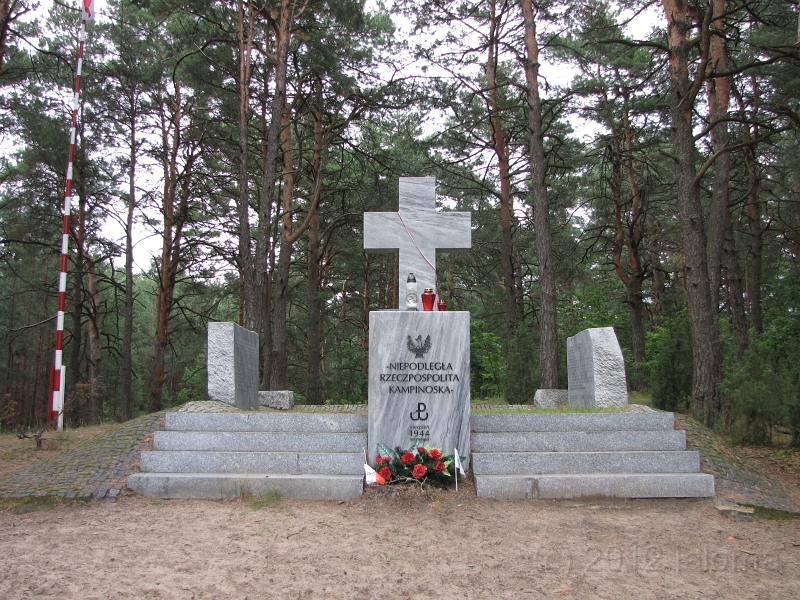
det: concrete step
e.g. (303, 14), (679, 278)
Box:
(140, 451), (363, 475)
(127, 473), (363, 501)
(470, 412), (674, 433)
(474, 473), (715, 500)
(472, 451), (701, 475)
(165, 412), (367, 433)
(153, 431), (367, 453)
(471, 430), (687, 453)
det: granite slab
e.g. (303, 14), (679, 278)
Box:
(207, 322), (259, 410)
(368, 310), (470, 467)
(567, 327), (628, 408)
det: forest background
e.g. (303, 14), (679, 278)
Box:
(1, 0), (798, 447)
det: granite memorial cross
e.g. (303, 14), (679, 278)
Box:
(364, 177), (471, 306)
(364, 176), (472, 469)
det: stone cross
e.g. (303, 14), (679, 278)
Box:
(364, 177), (471, 306)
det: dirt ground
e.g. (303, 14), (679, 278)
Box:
(1, 484), (799, 600)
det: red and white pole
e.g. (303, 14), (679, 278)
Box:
(49, 3), (94, 430)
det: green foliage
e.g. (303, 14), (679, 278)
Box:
(470, 320), (506, 400)
(505, 327), (540, 404)
(646, 312), (692, 411)
(173, 352), (208, 407)
(251, 489), (282, 509)
(721, 336), (783, 444)
(321, 339), (367, 405)
(786, 392), (800, 448)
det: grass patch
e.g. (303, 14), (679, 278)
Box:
(0, 495), (91, 514)
(750, 506), (800, 521)
(251, 488), (282, 509)
(628, 391), (652, 406)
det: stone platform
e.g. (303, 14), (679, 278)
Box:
(471, 411), (715, 500)
(127, 410), (366, 501)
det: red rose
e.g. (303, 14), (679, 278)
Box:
(375, 456), (384, 465)
(428, 448), (442, 460)
(434, 461), (446, 472)
(417, 447), (426, 456)
(401, 452), (415, 465)
(412, 464), (427, 479)
(378, 467), (392, 480)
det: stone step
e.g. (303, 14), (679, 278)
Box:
(165, 412), (367, 433)
(127, 473), (363, 501)
(471, 430), (686, 452)
(470, 412), (674, 433)
(141, 451), (363, 475)
(472, 451), (700, 475)
(474, 473), (715, 500)
(153, 431), (367, 453)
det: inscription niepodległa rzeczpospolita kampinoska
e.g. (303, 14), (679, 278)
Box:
(365, 177), (471, 467)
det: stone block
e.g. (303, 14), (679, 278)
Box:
(567, 327), (628, 408)
(165, 412), (367, 433)
(471, 450), (701, 475)
(470, 430), (687, 452)
(258, 391), (294, 410)
(367, 310), (470, 467)
(207, 322), (258, 410)
(474, 473), (715, 499)
(533, 389), (568, 408)
(470, 412), (675, 433)
(152, 430), (367, 453)
(127, 473), (364, 501)
(140, 450), (364, 476)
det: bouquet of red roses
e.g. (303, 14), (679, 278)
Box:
(372, 443), (462, 486)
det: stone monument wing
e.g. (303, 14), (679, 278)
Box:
(566, 327), (628, 409)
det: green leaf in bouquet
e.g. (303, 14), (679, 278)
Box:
(377, 443), (399, 461)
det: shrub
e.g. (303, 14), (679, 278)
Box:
(721, 337), (782, 444)
(505, 327), (540, 404)
(470, 320), (507, 399)
(645, 311), (692, 411)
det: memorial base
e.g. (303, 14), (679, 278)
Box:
(368, 311), (470, 468)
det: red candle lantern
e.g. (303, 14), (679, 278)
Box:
(421, 288), (436, 311)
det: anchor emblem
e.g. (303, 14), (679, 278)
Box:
(410, 402), (428, 421)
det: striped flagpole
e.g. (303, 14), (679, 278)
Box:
(49, 4), (93, 430)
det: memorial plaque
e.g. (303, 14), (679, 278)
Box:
(367, 311), (470, 468)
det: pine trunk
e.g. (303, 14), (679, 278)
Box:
(256, 0), (291, 370)
(85, 256), (102, 423)
(521, 0), (558, 388)
(121, 121), (136, 421)
(487, 0), (518, 341)
(661, 0), (722, 425)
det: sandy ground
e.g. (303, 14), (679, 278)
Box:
(1, 485), (799, 600)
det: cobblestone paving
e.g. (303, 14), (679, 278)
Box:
(677, 414), (799, 514)
(0, 411), (165, 501)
